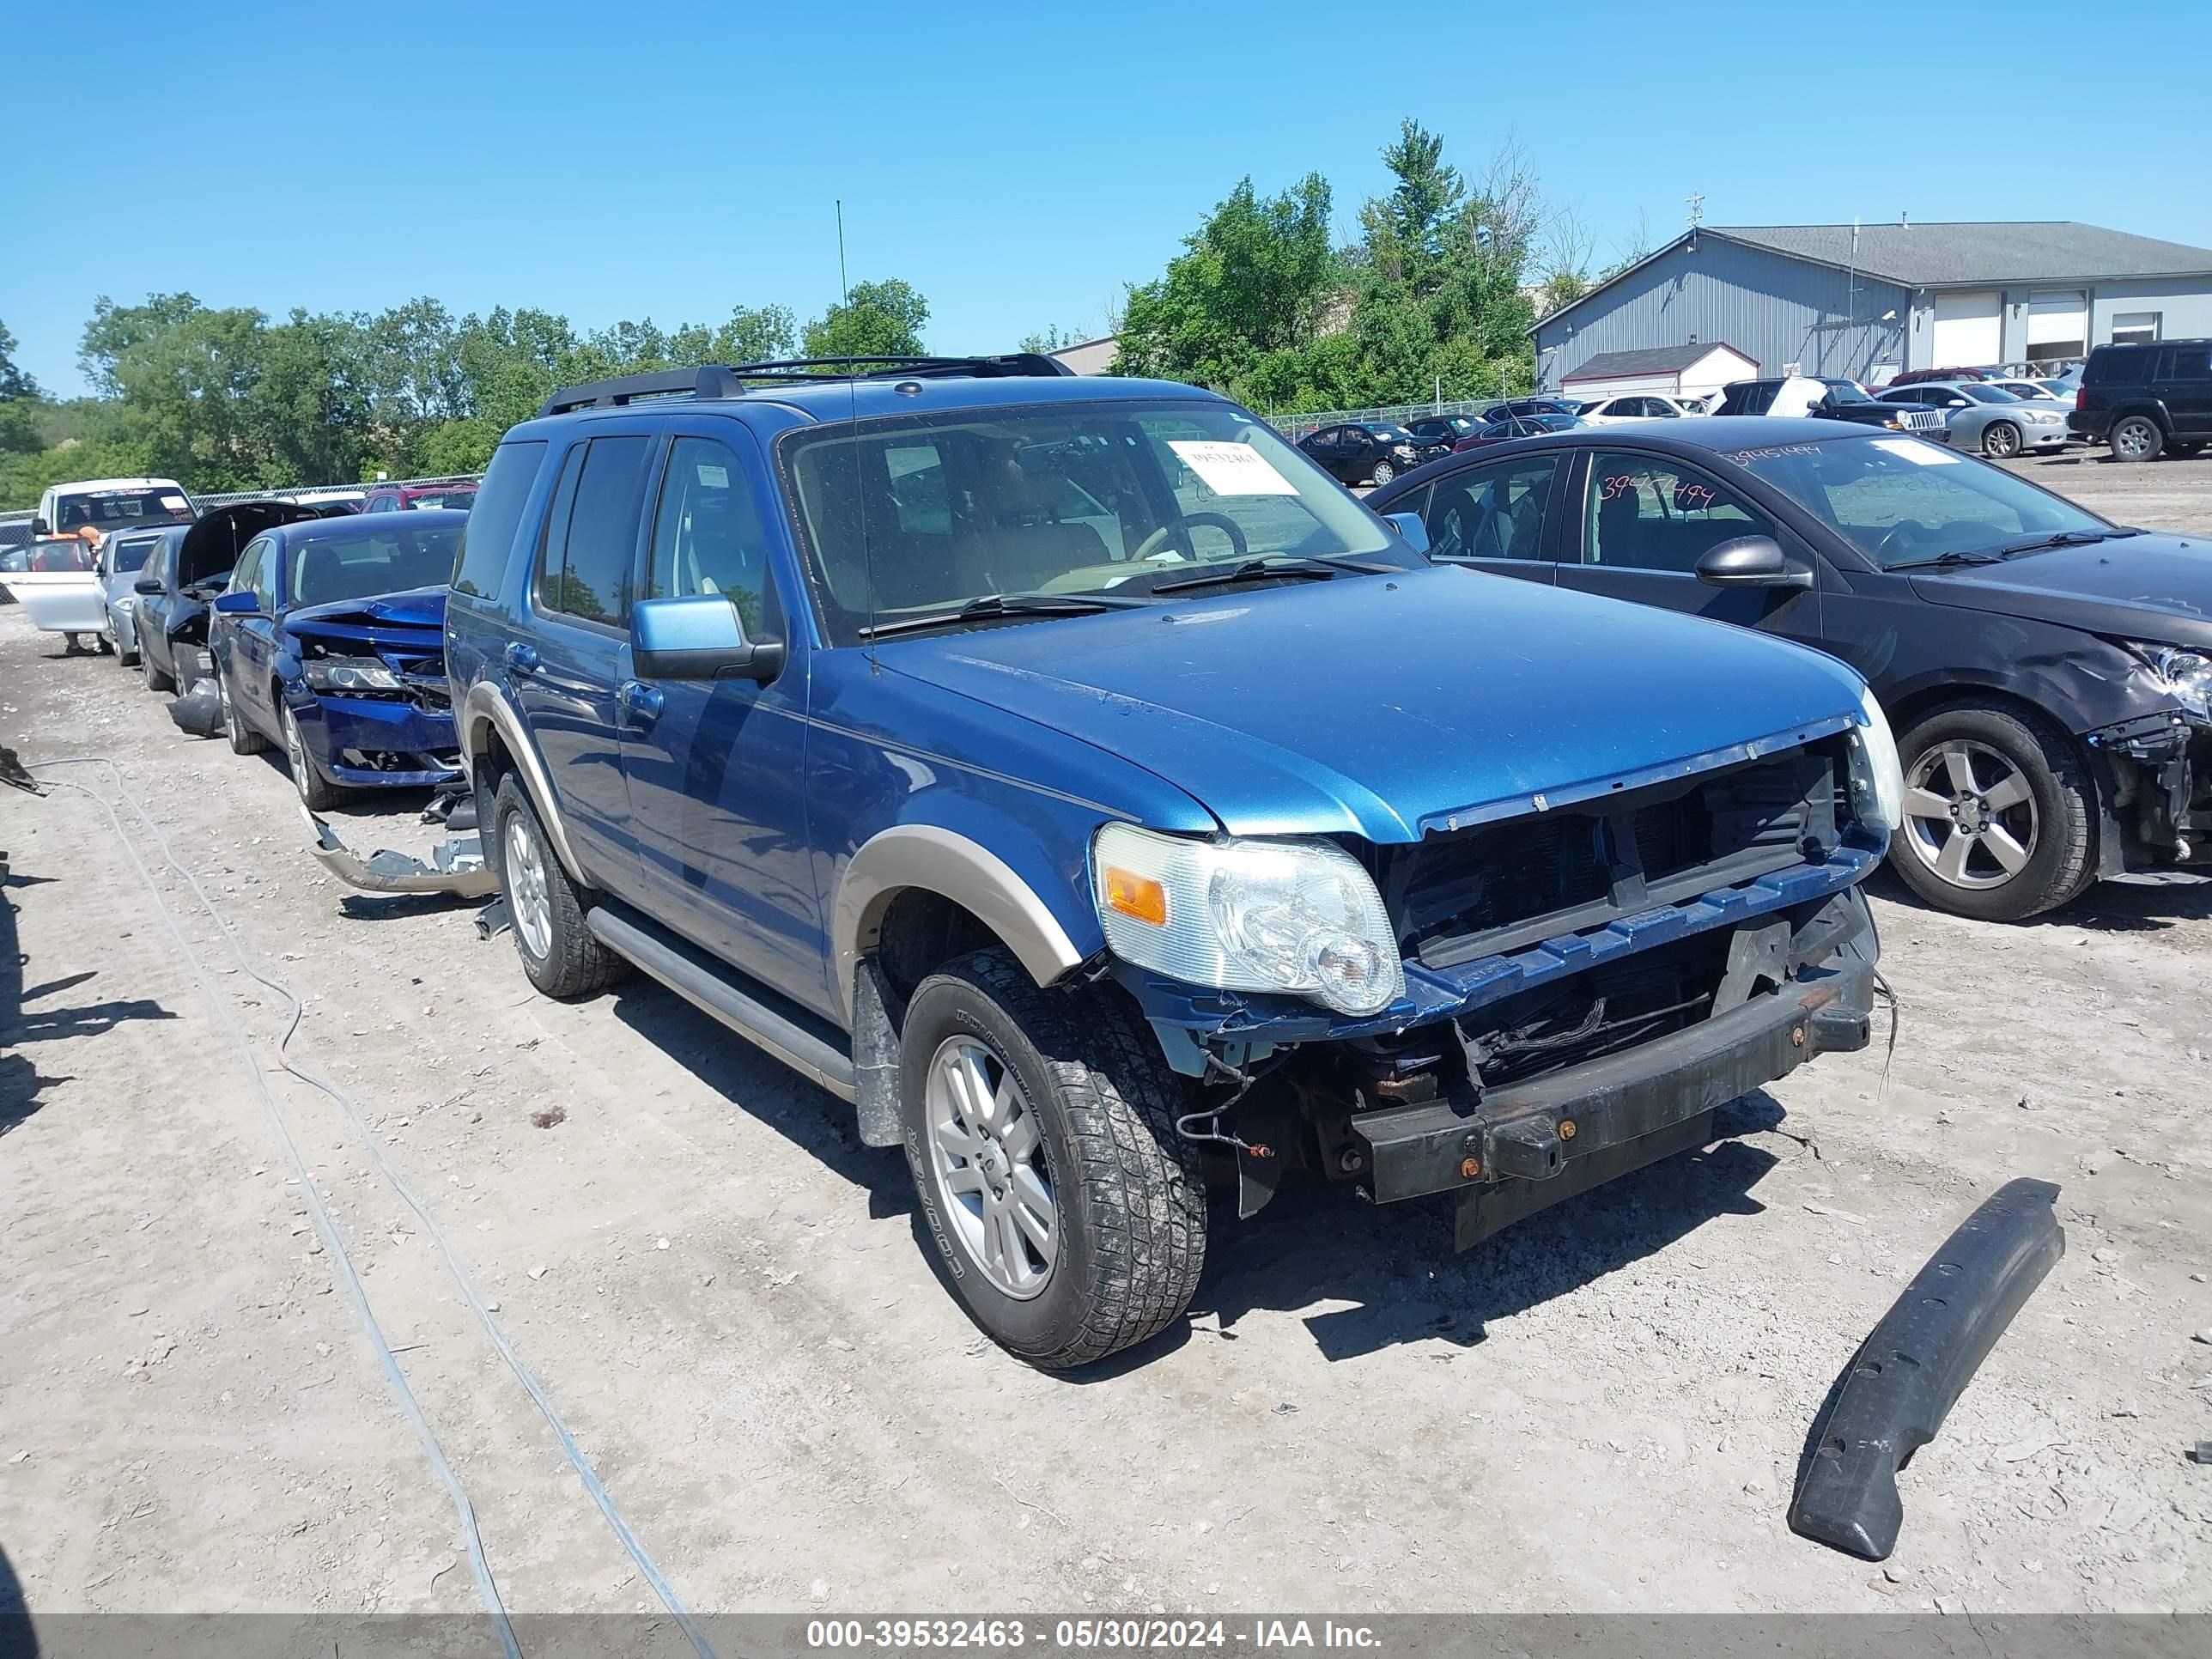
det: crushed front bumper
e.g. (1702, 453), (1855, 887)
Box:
(1349, 890), (1878, 1248)
(290, 690), (461, 789)
(2085, 709), (2212, 869)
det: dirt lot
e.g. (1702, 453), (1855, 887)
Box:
(3, 454), (2210, 1622)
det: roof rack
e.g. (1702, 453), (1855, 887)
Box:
(535, 354), (1074, 418)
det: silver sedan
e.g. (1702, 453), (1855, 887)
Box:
(1875, 382), (2069, 459)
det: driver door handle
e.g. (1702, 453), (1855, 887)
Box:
(506, 641), (540, 676)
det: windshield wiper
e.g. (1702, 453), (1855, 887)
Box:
(1993, 529), (2117, 557)
(1144, 554), (1399, 595)
(1887, 550), (2003, 570)
(855, 591), (1146, 641)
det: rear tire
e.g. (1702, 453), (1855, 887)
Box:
(490, 775), (629, 998)
(900, 950), (1208, 1370)
(1890, 701), (2096, 921)
(2110, 415), (2164, 463)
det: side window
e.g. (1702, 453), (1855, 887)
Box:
(1584, 453), (1770, 574)
(538, 435), (653, 626)
(2166, 345), (2212, 382)
(252, 542), (280, 611)
(647, 436), (778, 639)
(228, 540), (263, 598)
(453, 439), (548, 599)
(1424, 455), (1562, 562)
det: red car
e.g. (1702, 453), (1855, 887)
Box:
(362, 478), (478, 513)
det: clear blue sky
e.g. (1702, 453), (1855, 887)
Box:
(13, 1), (2211, 396)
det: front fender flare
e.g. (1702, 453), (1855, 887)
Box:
(460, 681), (587, 883)
(833, 824), (1085, 1024)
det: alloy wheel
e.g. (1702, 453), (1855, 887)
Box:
(2114, 419), (2157, 461)
(924, 1035), (1056, 1299)
(1900, 738), (2038, 890)
(1984, 422), (2020, 459)
(503, 817), (554, 961)
(1370, 459), (1395, 486)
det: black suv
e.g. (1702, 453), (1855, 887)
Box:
(1717, 377), (1948, 437)
(2069, 339), (2212, 462)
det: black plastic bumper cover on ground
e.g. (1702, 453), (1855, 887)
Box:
(1789, 1176), (2065, 1561)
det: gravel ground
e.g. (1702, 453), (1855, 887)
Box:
(3, 458), (2210, 1620)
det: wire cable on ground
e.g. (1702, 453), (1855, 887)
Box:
(33, 756), (718, 1659)
(30, 766), (521, 1659)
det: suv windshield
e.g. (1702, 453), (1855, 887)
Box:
(1720, 434), (2110, 568)
(783, 401), (1410, 644)
(289, 524), (462, 607)
(57, 489), (194, 532)
(1819, 380), (1873, 404)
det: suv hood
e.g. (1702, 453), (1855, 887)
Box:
(1908, 532), (2212, 648)
(879, 567), (1866, 843)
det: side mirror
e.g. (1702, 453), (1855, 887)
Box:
(133, 575), (164, 595)
(30, 517), (49, 536)
(630, 593), (784, 683)
(213, 591), (260, 614)
(1697, 536), (1814, 591)
(1383, 511), (1430, 555)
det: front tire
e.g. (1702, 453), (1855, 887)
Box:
(1891, 701), (2096, 921)
(900, 951), (1208, 1370)
(1981, 420), (2021, 459)
(2110, 415), (2164, 463)
(281, 703), (343, 809)
(490, 775), (628, 998)
(221, 670), (270, 755)
(143, 644), (174, 694)
(1369, 459), (1396, 487)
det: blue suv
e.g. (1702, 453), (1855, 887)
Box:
(447, 356), (1900, 1369)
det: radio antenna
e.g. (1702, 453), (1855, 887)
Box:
(836, 199), (877, 672)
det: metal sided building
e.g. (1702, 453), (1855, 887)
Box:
(1534, 222), (2212, 388)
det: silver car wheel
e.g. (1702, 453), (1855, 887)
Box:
(925, 1034), (1056, 1300)
(2113, 418), (2159, 460)
(1370, 459), (1395, 486)
(220, 673), (240, 739)
(1901, 738), (2038, 890)
(503, 817), (554, 961)
(1983, 421), (2020, 459)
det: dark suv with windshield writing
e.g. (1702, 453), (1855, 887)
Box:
(1367, 416), (2212, 921)
(446, 356), (1894, 1369)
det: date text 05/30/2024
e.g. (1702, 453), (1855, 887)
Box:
(805, 1619), (1382, 1650)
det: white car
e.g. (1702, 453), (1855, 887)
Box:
(1574, 393), (1698, 424)
(0, 538), (109, 651)
(33, 476), (197, 542)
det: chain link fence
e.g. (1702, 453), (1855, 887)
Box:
(1265, 396), (1538, 443)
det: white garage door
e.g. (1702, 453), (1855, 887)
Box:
(2027, 290), (2087, 362)
(1932, 291), (2002, 368)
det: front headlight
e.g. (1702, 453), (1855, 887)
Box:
(2027, 410), (2063, 424)
(1845, 683), (1904, 835)
(302, 656), (402, 692)
(2134, 642), (2212, 719)
(1091, 823), (1405, 1017)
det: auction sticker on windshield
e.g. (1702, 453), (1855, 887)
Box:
(1869, 438), (1961, 466)
(1168, 441), (1298, 495)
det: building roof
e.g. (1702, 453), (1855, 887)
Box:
(1712, 222), (2212, 287)
(1559, 343), (1752, 382)
(1535, 221), (2212, 336)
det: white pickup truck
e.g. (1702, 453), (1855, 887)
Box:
(3, 478), (198, 651)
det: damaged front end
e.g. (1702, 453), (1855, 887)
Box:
(2085, 702), (2212, 872)
(1121, 729), (1885, 1240)
(283, 587), (462, 791)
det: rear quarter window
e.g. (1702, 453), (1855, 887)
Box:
(2083, 347), (2152, 388)
(451, 440), (549, 599)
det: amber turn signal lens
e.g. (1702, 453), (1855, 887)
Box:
(1103, 866), (1168, 927)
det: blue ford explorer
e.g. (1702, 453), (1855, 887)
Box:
(445, 356), (1902, 1370)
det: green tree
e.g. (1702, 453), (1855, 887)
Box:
(0, 319), (40, 403)
(801, 278), (930, 360)
(1113, 173), (1338, 393)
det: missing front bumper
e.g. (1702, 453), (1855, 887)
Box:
(1348, 948), (1875, 1249)
(301, 805), (500, 897)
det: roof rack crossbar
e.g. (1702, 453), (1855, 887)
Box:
(537, 354), (1073, 416)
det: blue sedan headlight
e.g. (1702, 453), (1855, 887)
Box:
(302, 657), (401, 692)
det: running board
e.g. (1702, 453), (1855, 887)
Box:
(585, 907), (857, 1102)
